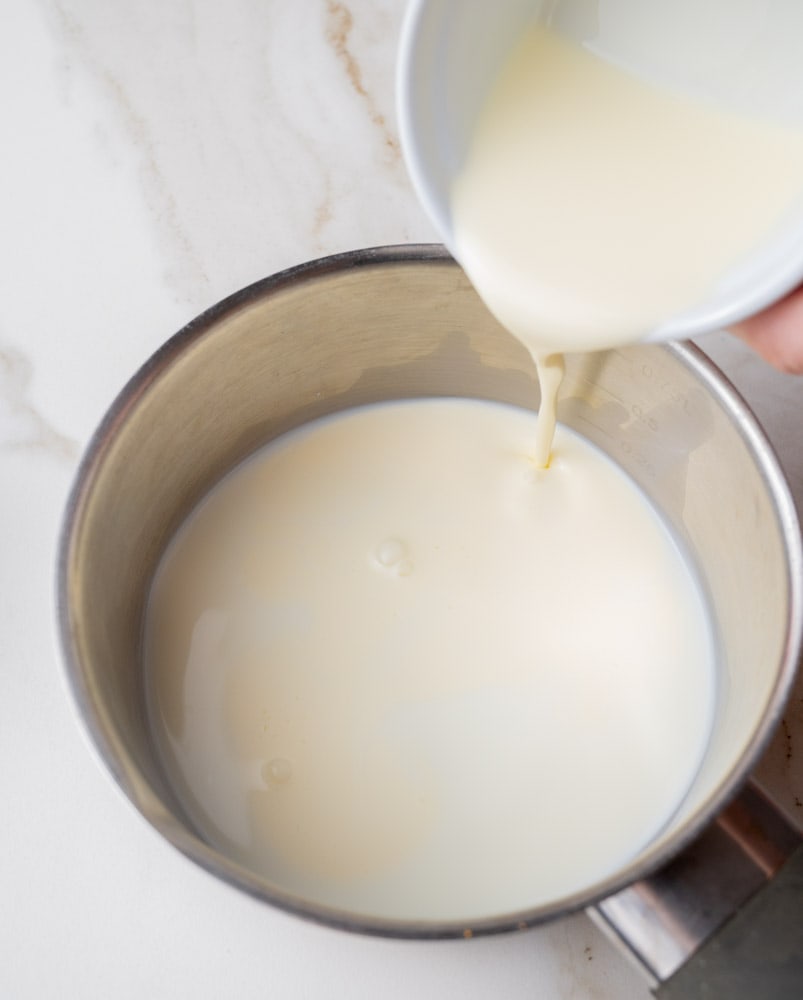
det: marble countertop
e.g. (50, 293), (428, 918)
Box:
(2, 2), (801, 997)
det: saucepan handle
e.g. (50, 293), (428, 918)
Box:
(588, 782), (803, 998)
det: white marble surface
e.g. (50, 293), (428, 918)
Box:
(1, 2), (801, 997)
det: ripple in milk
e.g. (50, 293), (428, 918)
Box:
(144, 398), (715, 922)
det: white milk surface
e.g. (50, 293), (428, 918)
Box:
(145, 398), (715, 922)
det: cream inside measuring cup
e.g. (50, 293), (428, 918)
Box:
(145, 398), (715, 922)
(450, 22), (803, 357)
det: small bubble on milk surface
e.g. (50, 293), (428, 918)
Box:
(262, 757), (292, 786)
(374, 538), (414, 576)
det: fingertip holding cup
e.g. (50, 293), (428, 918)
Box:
(732, 286), (803, 375)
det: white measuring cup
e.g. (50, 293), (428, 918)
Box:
(397, 0), (803, 343)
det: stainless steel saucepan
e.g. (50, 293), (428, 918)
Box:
(58, 246), (803, 996)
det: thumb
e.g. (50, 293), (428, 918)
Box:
(731, 287), (803, 374)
